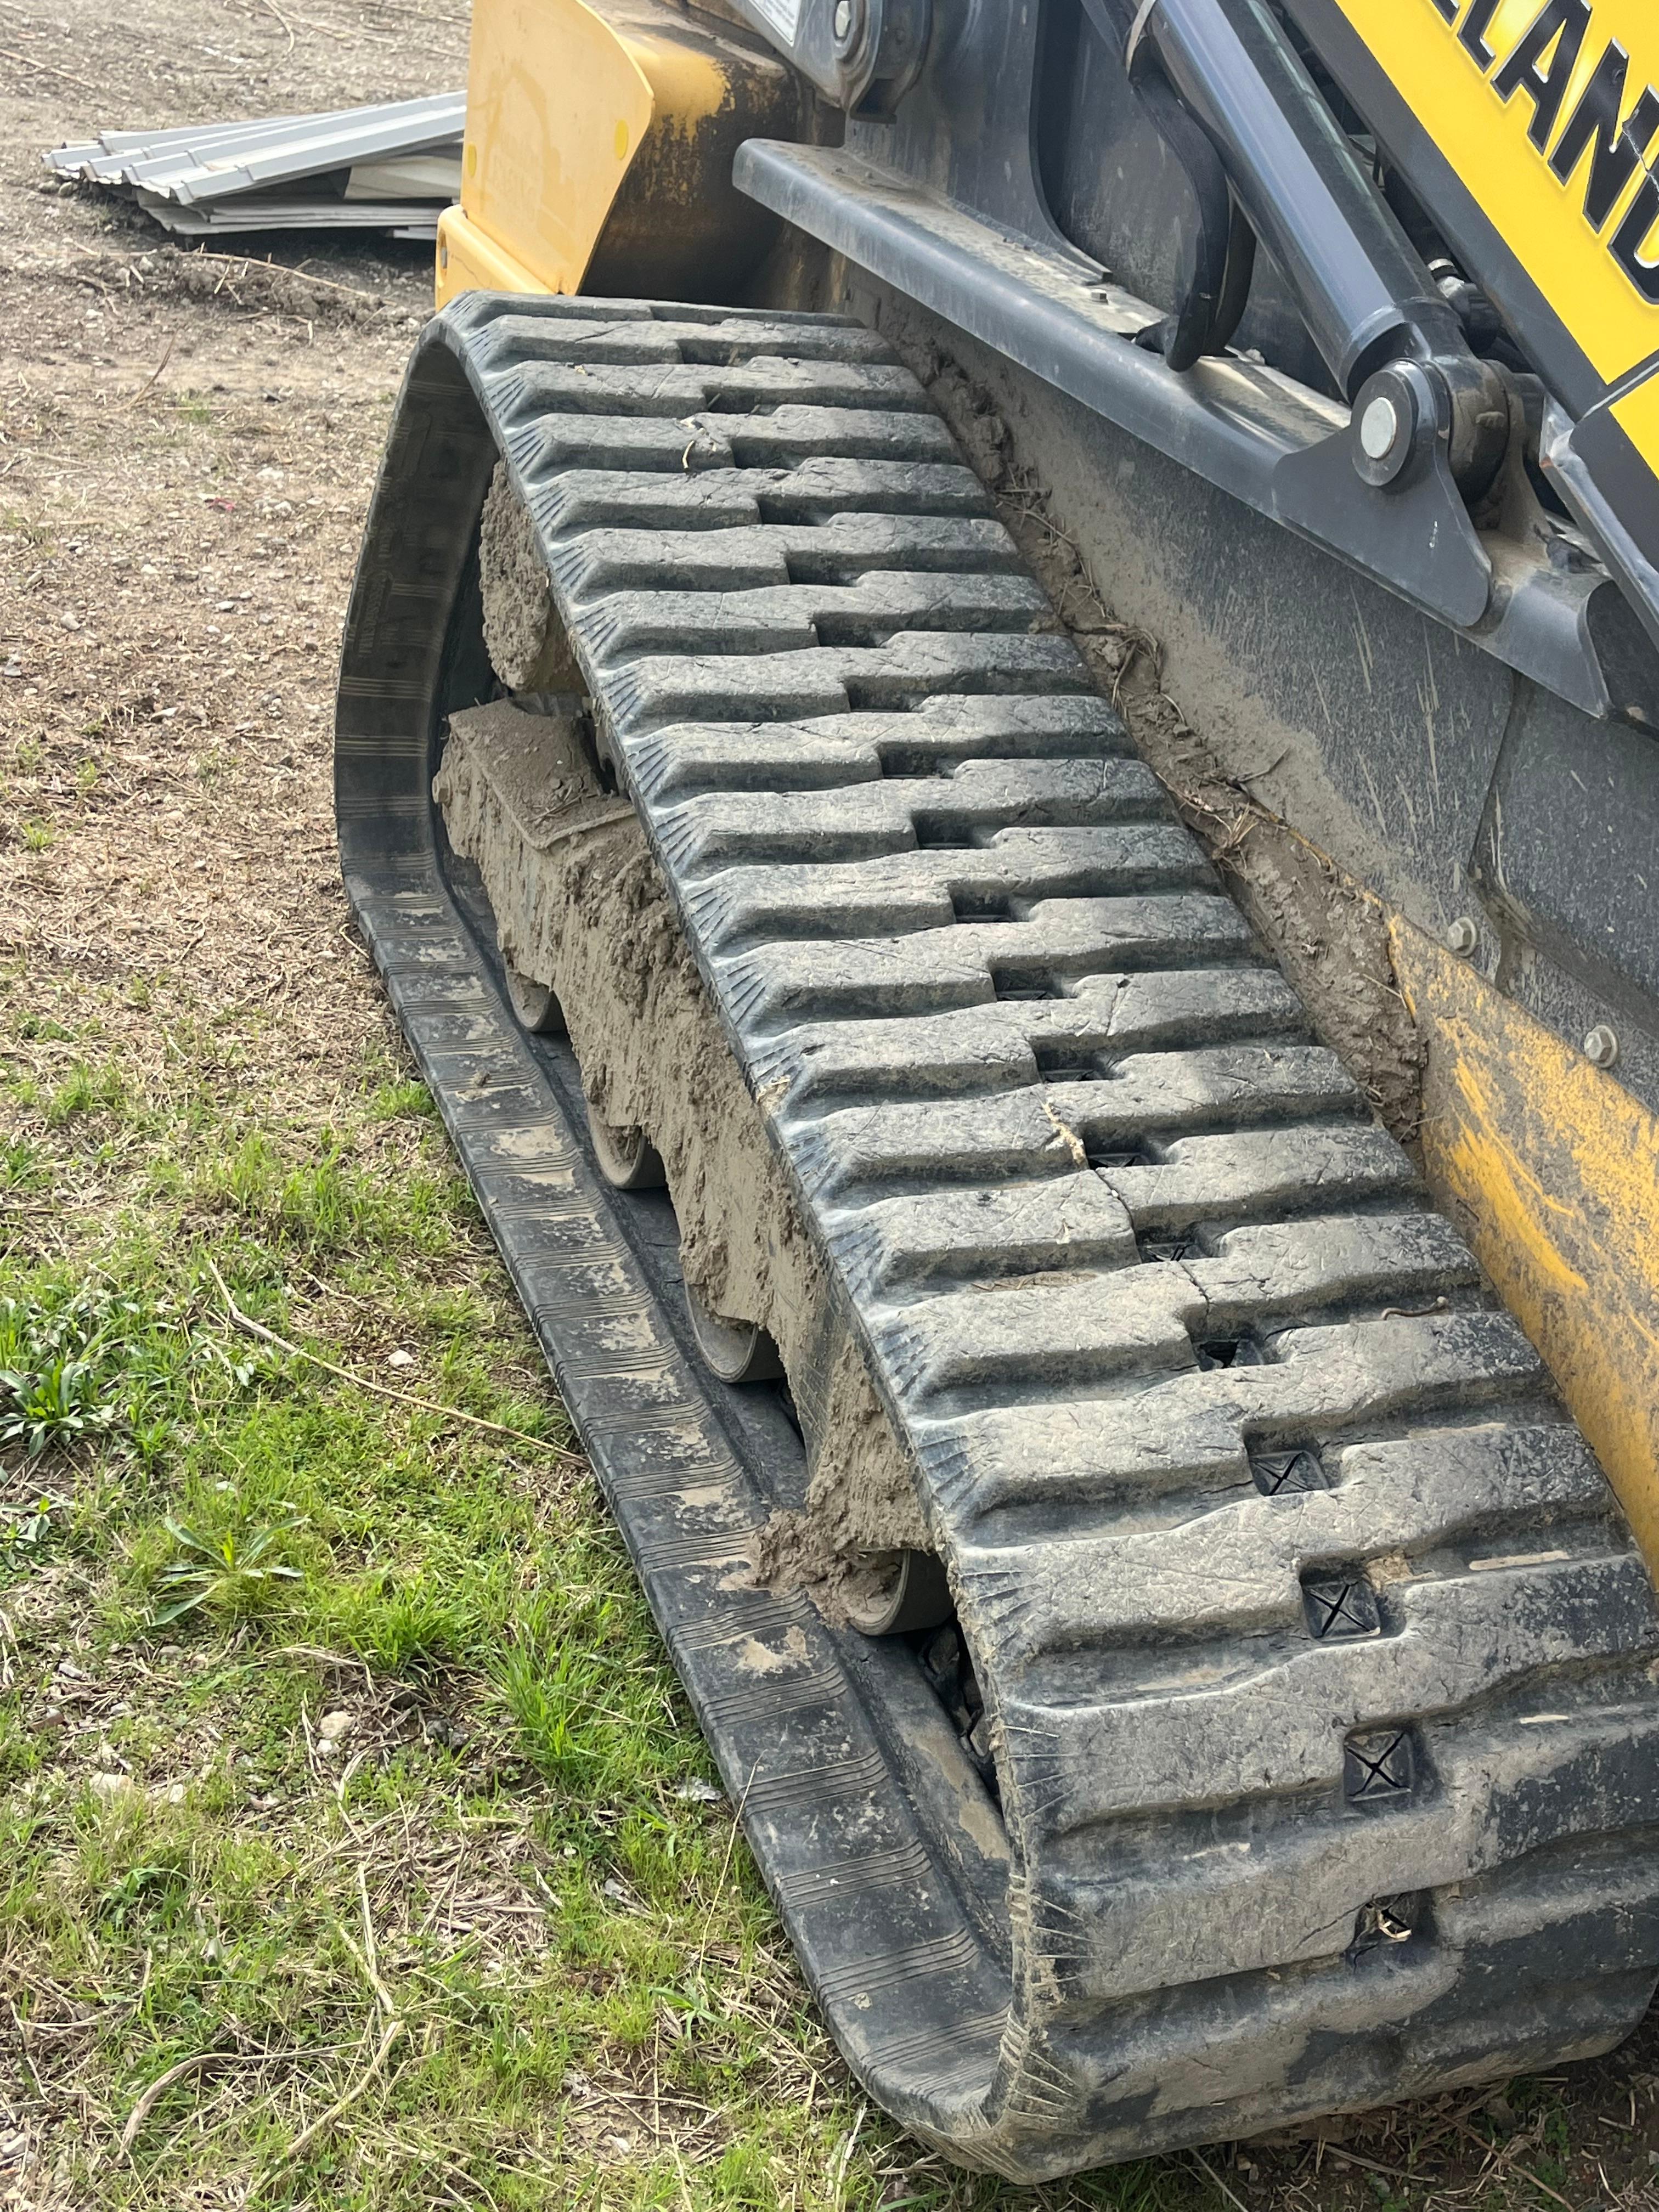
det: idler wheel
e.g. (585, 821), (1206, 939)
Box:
(844, 1549), (955, 1637)
(503, 961), (566, 1037)
(684, 1279), (783, 1384)
(588, 1110), (665, 1191)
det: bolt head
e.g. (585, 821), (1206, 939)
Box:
(833, 0), (854, 36)
(1444, 915), (1479, 956)
(1351, 363), (1433, 488)
(1360, 395), (1401, 461)
(1583, 1023), (1620, 1068)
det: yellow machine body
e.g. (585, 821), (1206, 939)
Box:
(436, 0), (797, 308)
(1336, 0), (1659, 477)
(1336, 1), (1659, 411)
(1391, 923), (1659, 1572)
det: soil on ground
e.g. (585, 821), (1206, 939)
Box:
(2, 0), (458, 1131)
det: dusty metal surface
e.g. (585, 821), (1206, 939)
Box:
(46, 93), (463, 238)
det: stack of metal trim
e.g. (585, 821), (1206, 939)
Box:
(45, 93), (465, 240)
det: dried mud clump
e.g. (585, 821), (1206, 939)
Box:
(478, 462), (579, 693)
(441, 529), (933, 1619)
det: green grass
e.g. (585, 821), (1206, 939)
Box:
(0, 1017), (1089, 2209)
(44, 1059), (126, 1125)
(2, 1000), (1654, 2210)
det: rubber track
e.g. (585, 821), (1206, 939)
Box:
(337, 294), (1659, 2179)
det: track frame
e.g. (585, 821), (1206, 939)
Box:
(337, 294), (1659, 2177)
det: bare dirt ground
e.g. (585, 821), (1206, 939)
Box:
(4, 5), (1659, 2208)
(1, 0), (457, 1136)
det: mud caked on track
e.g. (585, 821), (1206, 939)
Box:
(338, 289), (1659, 2179)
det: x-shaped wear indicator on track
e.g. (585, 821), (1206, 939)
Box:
(1304, 1577), (1380, 1639)
(1250, 1448), (1324, 1494)
(1345, 1729), (1414, 1801)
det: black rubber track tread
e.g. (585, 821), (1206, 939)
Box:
(336, 295), (1659, 2180)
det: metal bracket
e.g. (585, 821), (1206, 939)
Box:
(726, 0), (932, 113)
(736, 143), (1529, 647)
(1543, 399), (1659, 668)
(1273, 415), (1492, 632)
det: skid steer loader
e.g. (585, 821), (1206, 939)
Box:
(335, 0), (1659, 2176)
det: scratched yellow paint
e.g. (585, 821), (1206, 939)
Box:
(1393, 919), (1659, 1579)
(438, 0), (653, 302)
(436, 206), (552, 303)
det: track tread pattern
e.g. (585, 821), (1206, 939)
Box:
(404, 297), (1659, 2173)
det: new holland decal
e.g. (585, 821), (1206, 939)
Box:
(1437, 0), (1659, 301)
(1338, 0), (1659, 386)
